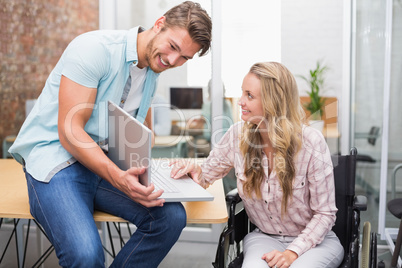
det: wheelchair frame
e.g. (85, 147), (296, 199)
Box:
(212, 148), (377, 268)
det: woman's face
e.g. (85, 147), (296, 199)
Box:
(238, 72), (265, 124)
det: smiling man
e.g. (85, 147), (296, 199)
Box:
(9, 1), (212, 267)
(141, 18), (202, 72)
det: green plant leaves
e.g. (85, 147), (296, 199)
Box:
(298, 60), (329, 119)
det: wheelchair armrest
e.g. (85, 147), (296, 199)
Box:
(225, 188), (244, 230)
(226, 188), (242, 204)
(354, 195), (367, 211)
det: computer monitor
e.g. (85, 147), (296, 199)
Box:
(169, 87), (203, 109)
(169, 87), (204, 121)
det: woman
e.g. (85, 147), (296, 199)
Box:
(171, 62), (344, 268)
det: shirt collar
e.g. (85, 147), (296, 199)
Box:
(126, 26), (145, 65)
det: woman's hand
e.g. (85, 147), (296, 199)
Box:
(262, 249), (298, 268)
(169, 159), (209, 188)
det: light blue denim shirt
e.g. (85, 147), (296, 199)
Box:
(9, 27), (159, 182)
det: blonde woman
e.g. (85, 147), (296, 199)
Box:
(171, 62), (344, 268)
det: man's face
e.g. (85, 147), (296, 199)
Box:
(145, 27), (201, 73)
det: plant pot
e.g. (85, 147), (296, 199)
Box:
(309, 120), (324, 132)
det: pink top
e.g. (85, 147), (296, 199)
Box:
(201, 122), (337, 256)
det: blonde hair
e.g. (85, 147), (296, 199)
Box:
(240, 62), (305, 215)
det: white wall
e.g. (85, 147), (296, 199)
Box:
(103, 0), (347, 123)
(220, 0), (281, 98)
(104, 0), (346, 98)
(281, 0), (344, 99)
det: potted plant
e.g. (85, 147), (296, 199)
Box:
(299, 60), (328, 131)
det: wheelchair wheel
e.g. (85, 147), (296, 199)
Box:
(224, 238), (243, 268)
(360, 221), (371, 268)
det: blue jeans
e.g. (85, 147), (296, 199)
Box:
(25, 162), (186, 268)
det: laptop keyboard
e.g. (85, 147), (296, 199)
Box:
(151, 167), (180, 193)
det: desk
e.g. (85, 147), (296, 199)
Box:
(323, 126), (340, 139)
(154, 135), (193, 147)
(0, 159), (227, 223)
(0, 159), (228, 266)
(153, 135), (194, 158)
(2, 135), (16, 159)
(322, 126), (341, 154)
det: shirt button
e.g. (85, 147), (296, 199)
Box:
(269, 216), (273, 219)
(301, 182), (305, 186)
(120, 99), (125, 104)
(279, 231), (282, 234)
(265, 200), (268, 204)
(66, 161), (70, 164)
(133, 60), (137, 64)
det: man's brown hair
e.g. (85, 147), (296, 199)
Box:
(163, 1), (212, 56)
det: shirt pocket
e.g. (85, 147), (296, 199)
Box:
(235, 169), (247, 182)
(291, 175), (308, 207)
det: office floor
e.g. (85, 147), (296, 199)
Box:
(0, 219), (398, 268)
(0, 223), (218, 268)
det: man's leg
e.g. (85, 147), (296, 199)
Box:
(25, 163), (105, 268)
(95, 179), (187, 268)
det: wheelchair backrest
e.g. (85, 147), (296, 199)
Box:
(331, 148), (357, 253)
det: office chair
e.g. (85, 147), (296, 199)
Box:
(386, 164), (402, 268)
(356, 126), (380, 163)
(387, 198), (402, 268)
(212, 148), (377, 268)
(355, 126), (381, 200)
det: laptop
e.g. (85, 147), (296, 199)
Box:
(107, 101), (214, 202)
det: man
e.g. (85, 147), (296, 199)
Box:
(9, 1), (212, 267)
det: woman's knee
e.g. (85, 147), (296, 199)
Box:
(292, 232), (344, 268)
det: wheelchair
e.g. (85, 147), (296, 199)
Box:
(212, 148), (378, 268)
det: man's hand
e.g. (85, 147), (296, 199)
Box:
(151, 131), (155, 147)
(57, 76), (163, 207)
(114, 166), (165, 207)
(262, 249), (298, 268)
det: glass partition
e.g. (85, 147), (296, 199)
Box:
(351, 0), (402, 242)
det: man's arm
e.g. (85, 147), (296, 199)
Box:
(58, 75), (164, 207)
